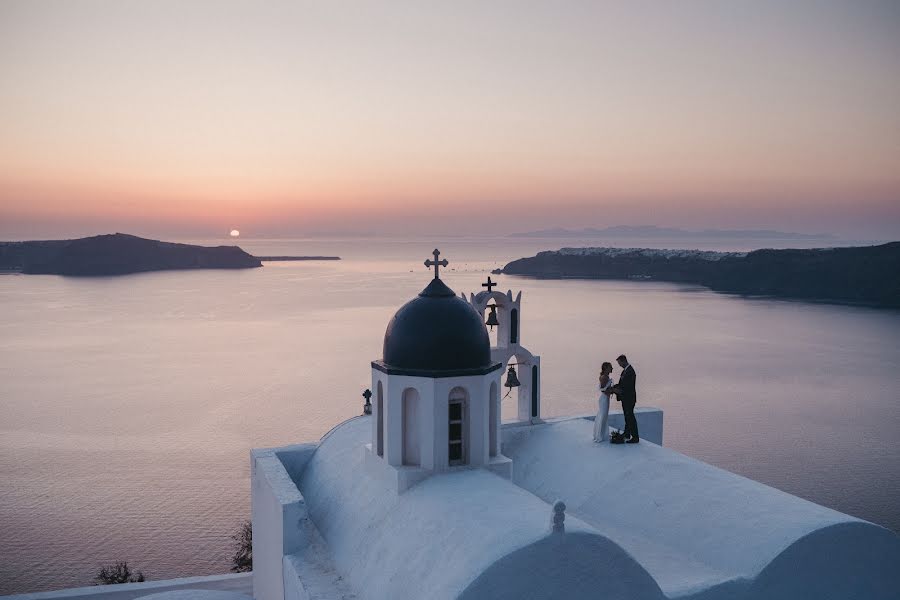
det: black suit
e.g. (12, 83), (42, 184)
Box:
(617, 364), (639, 440)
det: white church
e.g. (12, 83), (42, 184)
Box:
(246, 251), (900, 600)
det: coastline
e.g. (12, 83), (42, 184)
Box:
(498, 243), (900, 309)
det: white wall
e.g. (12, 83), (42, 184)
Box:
(281, 556), (308, 600)
(250, 444), (316, 600)
(369, 369), (504, 477)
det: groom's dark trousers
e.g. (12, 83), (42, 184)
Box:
(618, 365), (639, 439)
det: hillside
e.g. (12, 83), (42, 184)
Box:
(500, 243), (900, 307)
(0, 233), (262, 275)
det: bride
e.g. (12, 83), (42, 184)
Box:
(593, 362), (614, 442)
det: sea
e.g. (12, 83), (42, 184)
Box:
(1, 235), (898, 595)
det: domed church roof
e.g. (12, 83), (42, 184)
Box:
(373, 251), (500, 377)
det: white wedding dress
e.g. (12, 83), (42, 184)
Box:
(593, 378), (613, 442)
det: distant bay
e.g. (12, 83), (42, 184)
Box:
(500, 243), (900, 308)
(1, 235), (898, 595)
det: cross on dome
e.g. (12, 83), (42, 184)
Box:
(424, 249), (449, 279)
(482, 276), (497, 293)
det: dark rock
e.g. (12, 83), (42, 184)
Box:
(501, 243), (900, 308)
(1, 233), (262, 276)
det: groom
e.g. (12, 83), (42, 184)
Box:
(612, 354), (639, 444)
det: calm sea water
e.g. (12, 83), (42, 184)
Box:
(1, 236), (898, 594)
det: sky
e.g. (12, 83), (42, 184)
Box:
(1, 1), (899, 240)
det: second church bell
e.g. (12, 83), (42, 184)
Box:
(504, 365), (521, 389)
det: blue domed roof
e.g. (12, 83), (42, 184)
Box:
(376, 277), (498, 376)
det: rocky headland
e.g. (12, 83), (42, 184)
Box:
(499, 242), (900, 308)
(0, 233), (263, 276)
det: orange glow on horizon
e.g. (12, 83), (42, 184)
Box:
(1, 2), (898, 239)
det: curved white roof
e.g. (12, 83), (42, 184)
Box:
(503, 417), (900, 599)
(297, 418), (658, 600)
(289, 416), (900, 600)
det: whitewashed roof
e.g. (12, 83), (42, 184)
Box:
(289, 416), (900, 600)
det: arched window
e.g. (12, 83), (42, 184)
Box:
(376, 380), (384, 457)
(402, 388), (421, 466)
(448, 386), (469, 466)
(510, 309), (519, 344)
(489, 381), (499, 457)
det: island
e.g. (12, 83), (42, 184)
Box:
(0, 234), (345, 275)
(0, 233), (263, 276)
(498, 242), (900, 308)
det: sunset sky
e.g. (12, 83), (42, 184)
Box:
(1, 1), (898, 239)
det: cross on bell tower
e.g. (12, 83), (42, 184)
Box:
(482, 276), (497, 293)
(424, 249), (449, 279)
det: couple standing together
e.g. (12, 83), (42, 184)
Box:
(593, 354), (639, 444)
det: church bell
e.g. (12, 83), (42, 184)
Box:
(485, 305), (500, 330)
(504, 365), (521, 388)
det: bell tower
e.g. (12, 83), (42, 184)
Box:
(465, 277), (542, 424)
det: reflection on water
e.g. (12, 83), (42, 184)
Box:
(1, 237), (898, 594)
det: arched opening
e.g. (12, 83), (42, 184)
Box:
(531, 365), (539, 418)
(448, 386), (469, 466)
(489, 381), (499, 457)
(376, 380), (384, 457)
(401, 388), (421, 466)
(485, 303), (499, 348)
(509, 308), (519, 345)
(501, 357), (521, 423)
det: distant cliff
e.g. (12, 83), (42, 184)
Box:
(0, 233), (262, 275)
(500, 243), (900, 307)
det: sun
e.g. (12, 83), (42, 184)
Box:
(229, 229), (240, 238)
